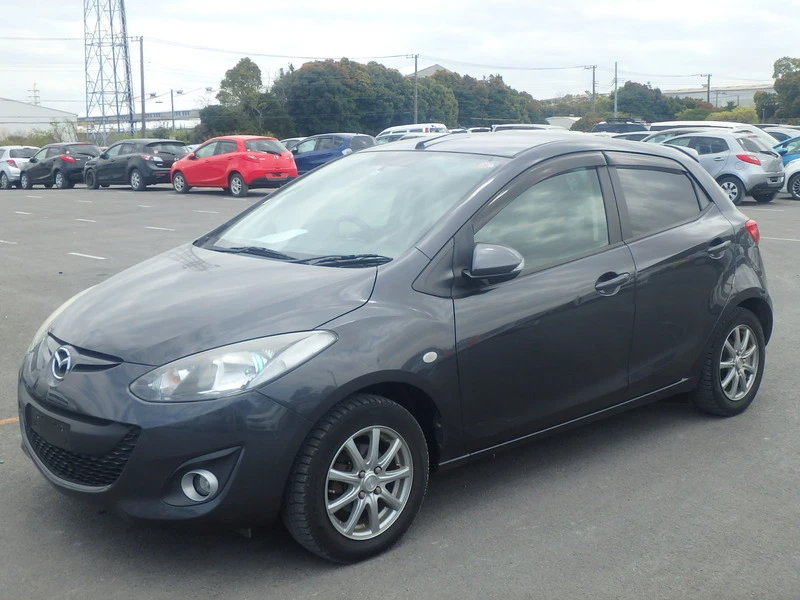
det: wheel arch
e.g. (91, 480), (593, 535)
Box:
(737, 296), (773, 344)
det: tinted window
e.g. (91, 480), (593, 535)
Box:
(737, 137), (770, 153)
(216, 140), (238, 155)
(349, 136), (375, 150)
(104, 144), (123, 158)
(316, 137), (341, 151)
(147, 142), (188, 156)
(295, 139), (318, 154)
(616, 168), (701, 237)
(475, 168), (609, 271)
(785, 139), (800, 154)
(64, 144), (101, 156)
(32, 149), (48, 161)
(691, 137), (728, 155)
(45, 147), (62, 158)
(9, 148), (36, 159)
(118, 143), (137, 155)
(194, 142), (217, 158)
(244, 139), (286, 154)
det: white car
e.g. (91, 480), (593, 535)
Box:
(781, 158), (800, 200)
(0, 145), (39, 189)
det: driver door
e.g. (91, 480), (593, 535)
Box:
(183, 141), (218, 185)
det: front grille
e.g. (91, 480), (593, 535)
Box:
(27, 426), (140, 487)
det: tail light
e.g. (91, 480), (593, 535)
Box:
(736, 154), (761, 166)
(61, 155), (77, 163)
(6, 159), (17, 168)
(141, 155), (163, 163)
(745, 219), (760, 244)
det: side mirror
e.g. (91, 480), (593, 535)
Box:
(291, 147), (298, 154)
(28, 157), (38, 163)
(187, 152), (196, 160)
(99, 153), (109, 159)
(463, 243), (524, 284)
(777, 147), (788, 155)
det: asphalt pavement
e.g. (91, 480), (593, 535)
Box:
(1, 185), (799, 599)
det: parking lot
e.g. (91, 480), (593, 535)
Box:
(1, 185), (799, 599)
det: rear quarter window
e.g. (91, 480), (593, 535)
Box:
(350, 136), (375, 150)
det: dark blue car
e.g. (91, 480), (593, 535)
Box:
(292, 133), (375, 174)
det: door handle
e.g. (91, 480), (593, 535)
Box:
(595, 272), (631, 295)
(707, 239), (731, 258)
(713, 157), (725, 161)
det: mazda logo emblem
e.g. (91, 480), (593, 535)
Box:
(51, 347), (72, 380)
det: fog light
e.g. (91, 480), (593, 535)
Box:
(180, 469), (219, 502)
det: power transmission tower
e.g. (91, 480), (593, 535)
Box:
(84, 0), (135, 145)
(28, 83), (41, 106)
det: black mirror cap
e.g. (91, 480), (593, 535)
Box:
(291, 147), (298, 154)
(464, 243), (524, 284)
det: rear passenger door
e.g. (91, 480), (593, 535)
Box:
(607, 152), (736, 398)
(669, 136), (730, 177)
(111, 142), (137, 183)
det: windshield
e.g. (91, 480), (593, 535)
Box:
(64, 144), (101, 156)
(245, 139), (287, 154)
(147, 142), (188, 155)
(10, 148), (37, 158)
(202, 151), (508, 262)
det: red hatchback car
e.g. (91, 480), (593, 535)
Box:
(171, 135), (298, 197)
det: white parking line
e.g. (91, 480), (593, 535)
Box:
(68, 252), (106, 260)
(194, 210), (219, 214)
(74, 218), (96, 223)
(138, 205), (151, 208)
(25, 195), (42, 199)
(747, 208), (784, 212)
(14, 211), (32, 215)
(77, 200), (92, 203)
(144, 226), (176, 231)
(762, 236), (800, 243)
(0, 240), (18, 245)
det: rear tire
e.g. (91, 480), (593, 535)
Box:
(229, 172), (248, 197)
(85, 170), (100, 190)
(20, 173), (32, 189)
(282, 394), (429, 564)
(752, 191), (777, 204)
(788, 173), (800, 200)
(172, 171), (189, 194)
(717, 176), (744, 205)
(54, 170), (72, 189)
(690, 307), (766, 417)
(129, 168), (146, 192)
(0, 172), (9, 190)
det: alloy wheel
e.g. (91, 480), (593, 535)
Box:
(0, 173), (8, 189)
(719, 324), (759, 401)
(230, 176), (242, 196)
(790, 175), (800, 200)
(55, 172), (64, 188)
(719, 181), (740, 202)
(325, 426), (413, 540)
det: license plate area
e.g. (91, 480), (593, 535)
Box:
(28, 405), (71, 450)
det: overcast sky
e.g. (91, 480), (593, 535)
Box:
(1, 0), (797, 118)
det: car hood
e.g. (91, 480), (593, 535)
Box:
(50, 244), (376, 365)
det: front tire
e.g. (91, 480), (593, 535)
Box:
(85, 170), (100, 190)
(717, 176), (744, 205)
(172, 171), (189, 194)
(229, 172), (248, 197)
(752, 191), (777, 204)
(0, 172), (9, 190)
(20, 173), (32, 189)
(788, 173), (800, 200)
(690, 307), (766, 417)
(283, 394), (429, 563)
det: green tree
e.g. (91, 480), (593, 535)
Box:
(217, 57), (264, 108)
(706, 106), (758, 123)
(772, 57), (800, 118)
(676, 107), (712, 120)
(754, 91), (780, 122)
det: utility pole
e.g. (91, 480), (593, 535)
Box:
(132, 36), (145, 137)
(406, 53), (419, 123)
(700, 73), (711, 104)
(613, 62), (618, 117)
(591, 65), (596, 105)
(171, 89), (176, 133)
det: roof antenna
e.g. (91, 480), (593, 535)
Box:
(415, 133), (453, 150)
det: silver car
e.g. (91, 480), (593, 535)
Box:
(0, 145), (39, 189)
(663, 132), (784, 204)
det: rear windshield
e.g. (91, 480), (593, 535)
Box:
(64, 144), (101, 156)
(147, 142), (189, 155)
(9, 148), (37, 158)
(245, 139), (287, 154)
(737, 137), (771, 153)
(349, 136), (375, 150)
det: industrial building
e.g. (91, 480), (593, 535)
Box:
(662, 84), (774, 109)
(0, 97), (78, 138)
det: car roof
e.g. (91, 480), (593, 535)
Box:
(365, 130), (700, 161)
(665, 131), (751, 143)
(304, 133), (373, 139)
(112, 138), (183, 144)
(210, 135), (278, 141)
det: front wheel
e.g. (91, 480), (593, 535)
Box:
(85, 170), (99, 190)
(129, 168), (146, 192)
(20, 173), (32, 189)
(788, 173), (800, 201)
(752, 191), (777, 204)
(282, 394), (429, 563)
(0, 172), (9, 190)
(717, 176), (744, 205)
(229, 172), (248, 197)
(172, 171), (189, 194)
(690, 307), (766, 417)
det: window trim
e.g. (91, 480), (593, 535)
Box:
(453, 152), (623, 283)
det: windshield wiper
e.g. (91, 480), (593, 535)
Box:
(293, 254), (393, 267)
(209, 246), (297, 261)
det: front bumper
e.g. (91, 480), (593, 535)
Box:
(18, 345), (312, 527)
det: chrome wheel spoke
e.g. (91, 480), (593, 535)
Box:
(378, 437), (402, 471)
(366, 427), (381, 468)
(327, 487), (359, 515)
(720, 360), (736, 369)
(328, 468), (361, 486)
(721, 367), (736, 389)
(381, 489), (404, 511)
(366, 495), (380, 535)
(344, 438), (367, 472)
(343, 497), (367, 535)
(378, 465), (411, 485)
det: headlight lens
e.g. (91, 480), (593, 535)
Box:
(129, 331), (337, 402)
(26, 286), (95, 353)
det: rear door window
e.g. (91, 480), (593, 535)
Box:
(350, 136), (375, 150)
(691, 137), (728, 155)
(215, 140), (238, 155)
(615, 168), (703, 237)
(118, 143), (137, 155)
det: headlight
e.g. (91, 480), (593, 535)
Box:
(129, 331), (337, 402)
(26, 286), (95, 353)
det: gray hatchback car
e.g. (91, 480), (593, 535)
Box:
(664, 132), (784, 204)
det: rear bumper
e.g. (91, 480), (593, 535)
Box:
(142, 167), (172, 185)
(745, 173), (784, 194)
(249, 176), (297, 189)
